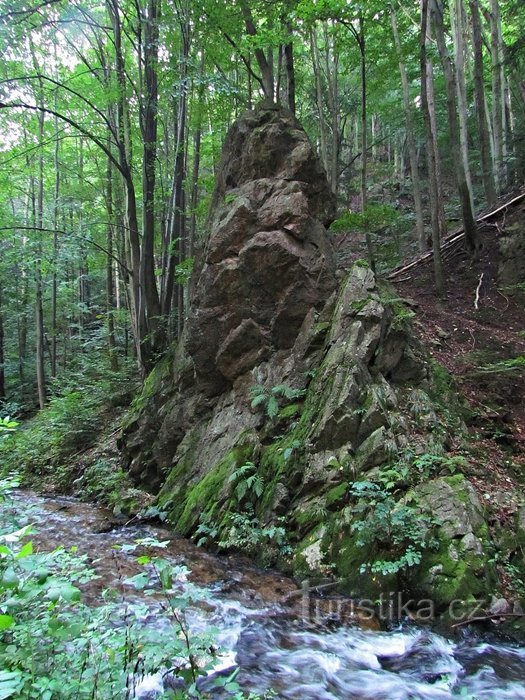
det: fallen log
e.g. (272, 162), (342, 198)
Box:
(387, 188), (525, 280)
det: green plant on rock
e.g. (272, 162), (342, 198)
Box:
(227, 461), (264, 502)
(349, 479), (438, 578)
(250, 383), (305, 421)
(379, 293), (415, 329)
(194, 514), (220, 548)
(218, 507), (292, 560)
(413, 452), (467, 480)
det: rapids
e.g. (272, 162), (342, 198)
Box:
(11, 492), (525, 699)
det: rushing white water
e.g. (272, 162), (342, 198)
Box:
(13, 492), (525, 699)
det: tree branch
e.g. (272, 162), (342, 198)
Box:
(0, 0), (62, 22)
(0, 74), (119, 145)
(0, 101), (126, 178)
(0, 225), (132, 276)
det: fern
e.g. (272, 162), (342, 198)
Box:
(250, 383), (305, 420)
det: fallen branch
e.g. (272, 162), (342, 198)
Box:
(451, 612), (524, 629)
(474, 272), (484, 310)
(388, 188), (525, 280)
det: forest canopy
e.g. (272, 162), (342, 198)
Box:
(0, 0), (523, 411)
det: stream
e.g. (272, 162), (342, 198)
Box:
(9, 492), (525, 699)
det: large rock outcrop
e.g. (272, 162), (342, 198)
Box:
(121, 103), (337, 489)
(121, 103), (497, 611)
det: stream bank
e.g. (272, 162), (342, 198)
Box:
(9, 490), (525, 699)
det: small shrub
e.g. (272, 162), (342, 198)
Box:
(349, 478), (438, 578)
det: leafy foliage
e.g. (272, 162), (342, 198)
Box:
(218, 509), (292, 560)
(349, 475), (438, 578)
(228, 462), (264, 501)
(250, 384), (305, 420)
(0, 480), (251, 699)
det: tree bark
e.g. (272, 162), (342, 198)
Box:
(469, 0), (497, 205)
(140, 0), (161, 344)
(391, 7), (426, 251)
(106, 152), (119, 372)
(421, 0), (445, 295)
(432, 0), (479, 251)
(489, 0), (504, 191)
(240, 1), (274, 100)
(310, 28), (329, 177)
(451, 0), (474, 211)
(30, 42), (46, 408)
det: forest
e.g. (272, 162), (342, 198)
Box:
(0, 0), (523, 401)
(0, 0), (525, 698)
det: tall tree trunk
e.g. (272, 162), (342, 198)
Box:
(51, 43), (60, 378)
(432, 0), (479, 251)
(421, 0), (445, 295)
(189, 52), (206, 260)
(451, 0), (474, 211)
(162, 19), (190, 335)
(323, 23), (340, 198)
(107, 0), (145, 370)
(106, 153), (119, 372)
(30, 44), (46, 408)
(140, 0), (161, 350)
(240, 1), (274, 100)
(391, 7), (426, 251)
(310, 28), (329, 177)
(283, 21), (296, 113)
(469, 0), (497, 205)
(489, 0), (504, 191)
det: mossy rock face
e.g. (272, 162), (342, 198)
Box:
(406, 475), (496, 609)
(159, 436), (257, 536)
(122, 186), (473, 611)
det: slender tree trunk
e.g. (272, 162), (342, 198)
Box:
(140, 0), (161, 348)
(432, 0), (479, 251)
(162, 13), (190, 337)
(310, 28), (329, 176)
(107, 0), (145, 370)
(489, 0), (504, 191)
(30, 45), (46, 408)
(391, 7), (426, 251)
(240, 1), (274, 100)
(189, 52), (206, 260)
(357, 17), (367, 213)
(469, 0), (497, 205)
(106, 153), (119, 372)
(451, 0), (474, 210)
(421, 0), (445, 295)
(283, 21), (296, 114)
(18, 213), (29, 385)
(323, 23), (340, 198)
(51, 44), (60, 378)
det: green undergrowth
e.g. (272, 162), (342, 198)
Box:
(0, 355), (138, 503)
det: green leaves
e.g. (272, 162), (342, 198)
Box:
(228, 462), (265, 501)
(349, 471), (438, 578)
(45, 583), (81, 603)
(0, 615), (13, 631)
(0, 670), (23, 700)
(250, 383), (305, 421)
